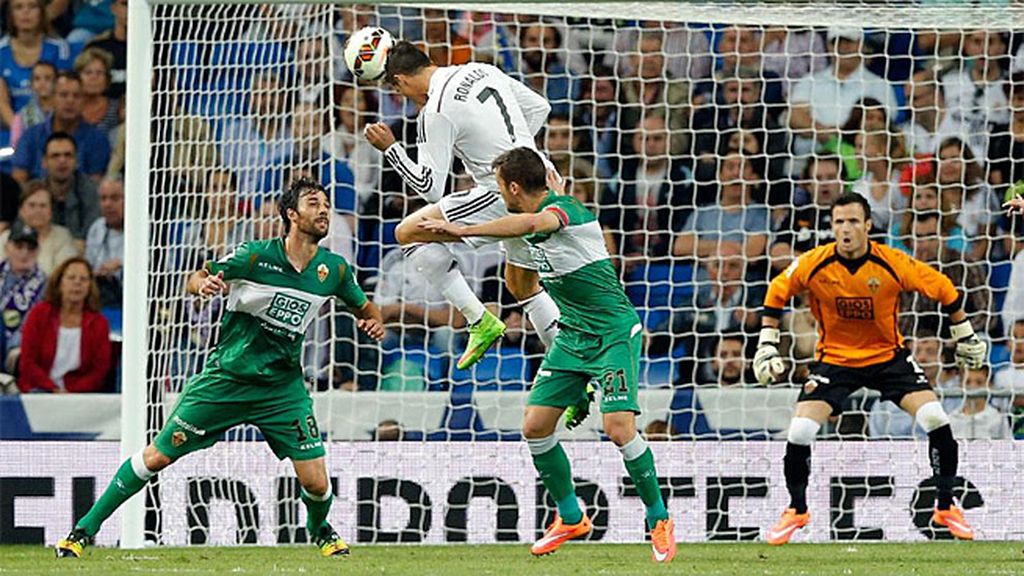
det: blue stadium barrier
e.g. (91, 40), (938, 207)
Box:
(0, 396), (104, 441)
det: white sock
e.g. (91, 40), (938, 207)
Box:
(130, 450), (156, 481)
(521, 291), (560, 348)
(404, 243), (485, 325)
(617, 433), (647, 461)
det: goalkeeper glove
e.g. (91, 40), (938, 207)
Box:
(753, 327), (786, 386)
(950, 319), (987, 371)
(564, 382), (595, 430)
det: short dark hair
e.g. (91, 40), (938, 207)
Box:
(830, 191), (872, 221)
(717, 333), (745, 350)
(548, 113), (571, 125)
(801, 154), (842, 181)
(492, 147), (547, 194)
(384, 41), (432, 85)
(912, 327), (939, 341)
(278, 177), (328, 234)
(32, 60), (57, 75)
(44, 131), (76, 155)
(55, 70), (81, 86)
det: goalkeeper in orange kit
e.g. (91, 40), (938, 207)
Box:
(753, 192), (987, 545)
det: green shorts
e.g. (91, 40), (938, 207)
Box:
(154, 369), (324, 462)
(528, 326), (642, 414)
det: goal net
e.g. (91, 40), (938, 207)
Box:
(123, 0), (1024, 547)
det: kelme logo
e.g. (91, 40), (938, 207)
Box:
(267, 293), (311, 327)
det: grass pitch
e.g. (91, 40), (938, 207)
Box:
(1, 542), (1021, 575)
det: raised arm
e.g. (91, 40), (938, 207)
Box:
(366, 112), (456, 203)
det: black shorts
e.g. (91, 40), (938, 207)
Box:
(798, 349), (931, 416)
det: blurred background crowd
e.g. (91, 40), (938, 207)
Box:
(1, 2), (1023, 441)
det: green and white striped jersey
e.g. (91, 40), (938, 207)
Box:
(526, 193), (640, 349)
(204, 238), (367, 385)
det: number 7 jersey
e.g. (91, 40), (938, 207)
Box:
(382, 62), (552, 203)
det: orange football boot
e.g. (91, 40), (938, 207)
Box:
(650, 518), (676, 563)
(932, 506), (974, 540)
(766, 508), (810, 545)
(531, 514), (592, 556)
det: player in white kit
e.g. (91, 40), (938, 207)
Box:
(364, 41), (561, 369)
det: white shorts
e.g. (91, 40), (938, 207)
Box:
(438, 186), (536, 270)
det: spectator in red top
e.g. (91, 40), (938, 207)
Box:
(17, 256), (110, 393)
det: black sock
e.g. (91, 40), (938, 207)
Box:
(784, 442), (812, 514)
(928, 424), (958, 510)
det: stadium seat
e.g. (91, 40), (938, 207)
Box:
(355, 219), (399, 276)
(639, 355), (676, 388)
(990, 343), (1010, 371)
(448, 348), (530, 391)
(991, 261), (1012, 312)
(626, 262), (694, 331)
(209, 41), (290, 69)
(496, 349), (531, 387)
(668, 387), (714, 439)
(380, 341), (449, 391)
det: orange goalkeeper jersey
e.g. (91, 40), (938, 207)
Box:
(763, 241), (962, 368)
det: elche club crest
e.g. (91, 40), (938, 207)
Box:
(171, 431), (187, 447)
(867, 276), (881, 294)
(317, 263), (329, 283)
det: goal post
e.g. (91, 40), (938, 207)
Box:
(121, 0), (153, 550)
(122, 0), (1023, 548)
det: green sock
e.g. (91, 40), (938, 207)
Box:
(301, 489), (334, 536)
(528, 436), (582, 524)
(76, 457), (151, 537)
(621, 439), (668, 530)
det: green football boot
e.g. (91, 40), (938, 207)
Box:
(314, 523), (350, 557)
(55, 528), (90, 558)
(457, 310), (506, 370)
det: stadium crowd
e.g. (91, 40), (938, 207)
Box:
(0, 3), (1023, 440)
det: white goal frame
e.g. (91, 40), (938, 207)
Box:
(122, 0), (1024, 549)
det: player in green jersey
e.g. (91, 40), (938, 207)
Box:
(57, 177), (384, 559)
(419, 148), (676, 563)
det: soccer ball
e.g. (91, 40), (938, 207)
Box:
(344, 26), (394, 82)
